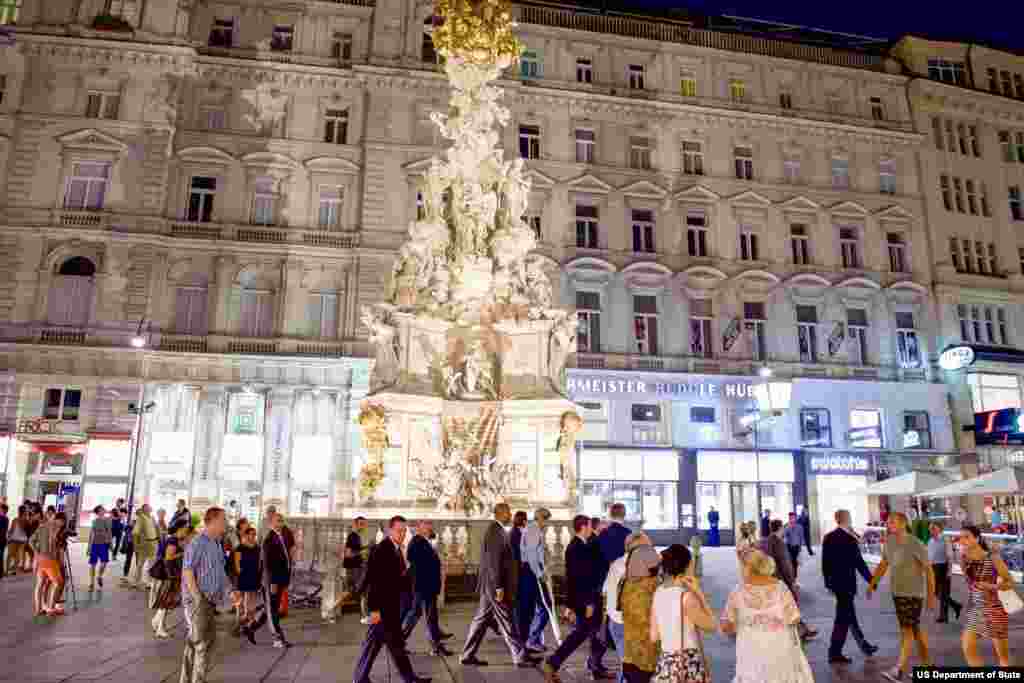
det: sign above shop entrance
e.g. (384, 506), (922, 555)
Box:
(939, 345), (976, 371)
(808, 453), (872, 475)
(567, 376), (754, 400)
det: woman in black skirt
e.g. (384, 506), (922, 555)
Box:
(235, 527), (262, 628)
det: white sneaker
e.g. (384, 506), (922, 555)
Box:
(152, 615), (161, 633)
(360, 616), (372, 625)
(883, 667), (904, 682)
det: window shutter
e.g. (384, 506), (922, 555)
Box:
(257, 293), (274, 337)
(174, 289), (192, 332)
(191, 289), (209, 335)
(239, 290), (256, 336)
(322, 293), (338, 339)
(647, 316), (659, 355)
(591, 315), (601, 352)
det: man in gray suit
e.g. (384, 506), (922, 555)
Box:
(460, 503), (541, 668)
(760, 519), (818, 641)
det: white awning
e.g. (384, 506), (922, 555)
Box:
(920, 467), (1024, 498)
(855, 471), (951, 496)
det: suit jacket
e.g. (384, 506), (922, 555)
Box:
(759, 534), (796, 596)
(261, 530), (292, 590)
(168, 508), (190, 534)
(565, 536), (602, 612)
(365, 537), (411, 623)
(509, 526), (524, 564)
(407, 534), (442, 597)
(0, 515), (8, 547)
(477, 520), (516, 597)
(821, 527), (872, 595)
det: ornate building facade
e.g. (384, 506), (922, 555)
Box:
(0, 0), (1018, 535)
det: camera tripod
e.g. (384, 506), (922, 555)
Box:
(61, 542), (78, 611)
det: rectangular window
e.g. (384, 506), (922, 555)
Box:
(1002, 70), (1014, 97)
(826, 94), (843, 114)
(940, 174), (953, 211)
(953, 177), (965, 213)
(270, 25), (294, 51)
(317, 186), (343, 230)
(415, 192), (425, 220)
(681, 141), (703, 175)
(870, 96), (885, 121)
(518, 124), (540, 160)
(323, 108), (349, 144)
(1016, 132), (1024, 163)
(633, 295), (658, 355)
(85, 91), (120, 119)
(306, 291), (339, 339)
(1019, 247), (1024, 275)
(187, 176), (216, 223)
(879, 158), (896, 194)
(631, 404), (661, 422)
(928, 58), (966, 85)
(1016, 74), (1024, 99)
(250, 177), (276, 226)
(680, 73), (697, 97)
(895, 312), (921, 368)
(208, 18), (235, 47)
(1011, 186), (1022, 221)
(887, 233), (907, 273)
(975, 241), (988, 274)
(576, 58), (592, 84)
(903, 412), (931, 449)
(800, 408), (831, 447)
(686, 211), (708, 257)
(981, 182), (991, 217)
(43, 388), (83, 421)
(849, 409), (882, 448)
(932, 117), (944, 150)
(991, 242), (1000, 275)
(690, 406), (715, 423)
(1000, 131), (1013, 162)
(520, 49), (541, 79)
(239, 289), (274, 337)
(783, 157), (801, 184)
(690, 298), (712, 358)
(966, 179), (978, 215)
(968, 125), (981, 157)
(946, 120), (956, 153)
(988, 68), (999, 92)
(790, 224), (809, 265)
(734, 146), (753, 180)
(998, 309), (1009, 345)
(831, 158), (850, 189)
(961, 238), (975, 273)
(729, 78), (746, 102)
(629, 137), (652, 170)
(796, 305), (818, 363)
(743, 302), (767, 362)
(779, 92), (793, 109)
(203, 107), (226, 130)
(628, 64), (645, 90)
(847, 308), (869, 365)
(575, 204), (599, 248)
(631, 209), (655, 253)
(174, 287), (208, 335)
(739, 225), (759, 261)
(576, 291), (601, 352)
(839, 227), (860, 269)
(574, 128), (595, 164)
(958, 123), (969, 155)
(524, 212), (542, 240)
(0, 74), (5, 105)
(332, 32), (353, 61)
(63, 161), (110, 210)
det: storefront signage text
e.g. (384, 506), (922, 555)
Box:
(17, 417), (59, 434)
(808, 454), (871, 475)
(939, 345), (975, 371)
(567, 377), (754, 399)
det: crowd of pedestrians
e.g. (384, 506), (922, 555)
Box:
(1, 496), (1019, 683)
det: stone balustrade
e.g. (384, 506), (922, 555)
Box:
(287, 516), (575, 617)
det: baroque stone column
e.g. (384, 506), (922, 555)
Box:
(331, 386), (357, 513)
(261, 387), (295, 513)
(190, 386), (226, 512)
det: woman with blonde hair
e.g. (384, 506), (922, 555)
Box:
(721, 550), (814, 683)
(650, 544), (716, 683)
(736, 522), (758, 568)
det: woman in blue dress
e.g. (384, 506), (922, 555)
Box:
(707, 507), (721, 547)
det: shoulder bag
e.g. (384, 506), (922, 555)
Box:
(992, 552), (1023, 614)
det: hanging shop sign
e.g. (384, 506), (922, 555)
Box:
(939, 345), (976, 371)
(808, 453), (872, 475)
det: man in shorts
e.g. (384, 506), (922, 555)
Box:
(868, 511), (936, 681)
(87, 505), (113, 590)
(30, 511), (67, 616)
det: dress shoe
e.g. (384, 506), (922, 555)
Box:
(516, 659), (540, 668)
(829, 655), (852, 664)
(438, 632), (454, 640)
(243, 626), (257, 645)
(861, 644), (879, 656)
(936, 617), (948, 623)
(953, 605), (962, 620)
(412, 677), (432, 683)
(432, 644), (454, 657)
(460, 656), (488, 666)
(527, 645), (548, 654)
(521, 654), (542, 665)
(590, 670), (615, 680)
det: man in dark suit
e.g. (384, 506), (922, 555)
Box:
(598, 503), (630, 566)
(542, 515), (605, 683)
(245, 512), (292, 648)
(0, 503), (8, 579)
(402, 519), (453, 656)
(760, 509), (771, 538)
(353, 516), (431, 683)
(461, 503), (539, 668)
(822, 509), (878, 664)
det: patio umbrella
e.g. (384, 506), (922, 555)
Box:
(854, 471), (951, 497)
(921, 467), (1024, 535)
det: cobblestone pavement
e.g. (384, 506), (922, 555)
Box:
(0, 545), (1019, 683)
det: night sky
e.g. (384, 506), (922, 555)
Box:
(630, 1), (1021, 52)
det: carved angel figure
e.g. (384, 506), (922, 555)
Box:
(548, 312), (578, 388)
(243, 84), (289, 136)
(361, 306), (401, 387)
(556, 411), (583, 501)
(145, 75), (179, 125)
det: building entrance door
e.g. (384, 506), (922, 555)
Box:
(731, 482), (758, 536)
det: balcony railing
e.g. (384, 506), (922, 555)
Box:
(167, 221), (360, 249)
(55, 209), (110, 230)
(39, 327), (87, 345)
(159, 334), (208, 353)
(514, 3), (885, 71)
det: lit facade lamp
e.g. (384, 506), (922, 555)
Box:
(131, 318), (150, 348)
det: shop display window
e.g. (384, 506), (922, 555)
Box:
(849, 409), (883, 448)
(968, 374), (1021, 413)
(579, 449), (679, 529)
(800, 408), (831, 447)
(85, 439), (131, 477)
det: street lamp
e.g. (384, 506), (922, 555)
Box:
(741, 369), (793, 527)
(131, 318), (150, 349)
(124, 399), (156, 526)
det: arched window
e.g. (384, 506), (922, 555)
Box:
(48, 256), (96, 326)
(422, 17), (437, 63)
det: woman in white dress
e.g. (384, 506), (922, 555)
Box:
(650, 544), (717, 683)
(720, 549), (814, 683)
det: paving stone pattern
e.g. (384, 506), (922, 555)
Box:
(0, 545), (1019, 683)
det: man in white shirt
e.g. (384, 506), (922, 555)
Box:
(518, 508), (551, 653)
(602, 532), (649, 683)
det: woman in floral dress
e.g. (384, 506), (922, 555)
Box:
(720, 550), (814, 683)
(959, 525), (1015, 666)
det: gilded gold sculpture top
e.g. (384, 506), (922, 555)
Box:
(432, 0), (521, 65)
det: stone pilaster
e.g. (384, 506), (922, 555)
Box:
(190, 386), (226, 512)
(261, 387), (295, 512)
